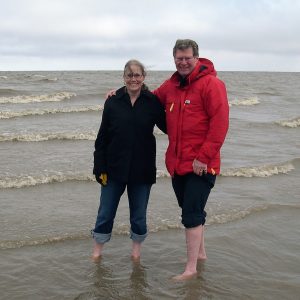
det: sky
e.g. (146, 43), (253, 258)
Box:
(1, 0), (300, 72)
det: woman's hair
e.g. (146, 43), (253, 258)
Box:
(123, 59), (148, 90)
(173, 39), (199, 57)
(123, 59), (147, 77)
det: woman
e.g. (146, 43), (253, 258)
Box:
(91, 59), (166, 262)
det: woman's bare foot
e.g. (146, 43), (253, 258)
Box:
(91, 242), (103, 262)
(131, 255), (141, 263)
(131, 241), (141, 262)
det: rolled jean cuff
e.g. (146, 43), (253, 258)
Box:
(130, 229), (147, 243)
(91, 230), (111, 244)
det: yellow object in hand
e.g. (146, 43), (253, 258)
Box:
(99, 173), (107, 185)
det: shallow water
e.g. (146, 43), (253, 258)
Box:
(1, 70), (299, 299)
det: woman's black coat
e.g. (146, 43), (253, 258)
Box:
(93, 87), (166, 184)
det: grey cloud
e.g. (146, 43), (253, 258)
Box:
(1, 0), (300, 71)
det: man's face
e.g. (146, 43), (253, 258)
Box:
(174, 48), (198, 77)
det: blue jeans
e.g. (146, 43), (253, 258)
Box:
(92, 179), (152, 244)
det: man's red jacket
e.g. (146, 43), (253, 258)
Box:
(153, 58), (229, 176)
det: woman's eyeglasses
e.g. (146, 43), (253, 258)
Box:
(125, 73), (143, 79)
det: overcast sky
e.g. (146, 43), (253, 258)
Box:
(1, 0), (300, 71)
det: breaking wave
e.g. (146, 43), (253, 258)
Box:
(0, 233), (89, 250)
(40, 77), (58, 82)
(31, 74), (46, 78)
(221, 161), (295, 177)
(0, 92), (76, 104)
(0, 128), (165, 142)
(28, 75), (57, 80)
(2, 203), (299, 249)
(0, 170), (170, 189)
(229, 97), (260, 106)
(275, 117), (300, 128)
(0, 172), (95, 189)
(1, 160), (297, 190)
(0, 131), (97, 142)
(206, 203), (300, 225)
(0, 105), (103, 119)
(0, 89), (18, 97)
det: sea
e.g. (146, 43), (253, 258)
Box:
(0, 70), (299, 300)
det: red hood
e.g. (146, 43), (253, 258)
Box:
(170, 58), (217, 85)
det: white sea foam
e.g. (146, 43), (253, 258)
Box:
(0, 127), (163, 141)
(275, 117), (300, 128)
(43, 77), (58, 82)
(0, 131), (98, 142)
(157, 162), (295, 179)
(0, 75), (8, 79)
(221, 162), (294, 177)
(156, 169), (170, 178)
(229, 96), (260, 106)
(32, 74), (46, 78)
(0, 161), (294, 189)
(0, 170), (171, 189)
(0, 172), (95, 189)
(0, 91), (76, 104)
(0, 170), (166, 189)
(0, 105), (103, 119)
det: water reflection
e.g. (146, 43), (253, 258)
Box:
(129, 260), (150, 299)
(87, 259), (151, 299)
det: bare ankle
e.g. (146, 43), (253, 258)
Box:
(172, 271), (197, 281)
(92, 242), (104, 258)
(131, 241), (142, 258)
(197, 253), (207, 260)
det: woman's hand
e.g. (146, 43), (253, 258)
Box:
(95, 173), (107, 185)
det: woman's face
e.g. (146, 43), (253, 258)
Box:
(123, 65), (145, 94)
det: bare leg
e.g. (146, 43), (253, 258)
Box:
(198, 225), (207, 260)
(131, 241), (142, 262)
(91, 241), (104, 262)
(172, 225), (202, 281)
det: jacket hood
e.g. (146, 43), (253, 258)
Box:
(170, 58), (217, 86)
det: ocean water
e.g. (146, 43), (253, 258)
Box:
(0, 70), (299, 300)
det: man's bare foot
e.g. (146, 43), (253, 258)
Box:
(197, 253), (207, 261)
(172, 271), (197, 281)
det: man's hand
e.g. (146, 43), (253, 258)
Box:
(105, 90), (116, 99)
(192, 159), (207, 176)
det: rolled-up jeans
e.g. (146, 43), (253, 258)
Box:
(91, 179), (152, 244)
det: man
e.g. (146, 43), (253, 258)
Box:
(153, 39), (229, 280)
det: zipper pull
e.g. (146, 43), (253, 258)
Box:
(170, 102), (174, 112)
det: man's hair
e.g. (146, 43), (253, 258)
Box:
(173, 39), (199, 57)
